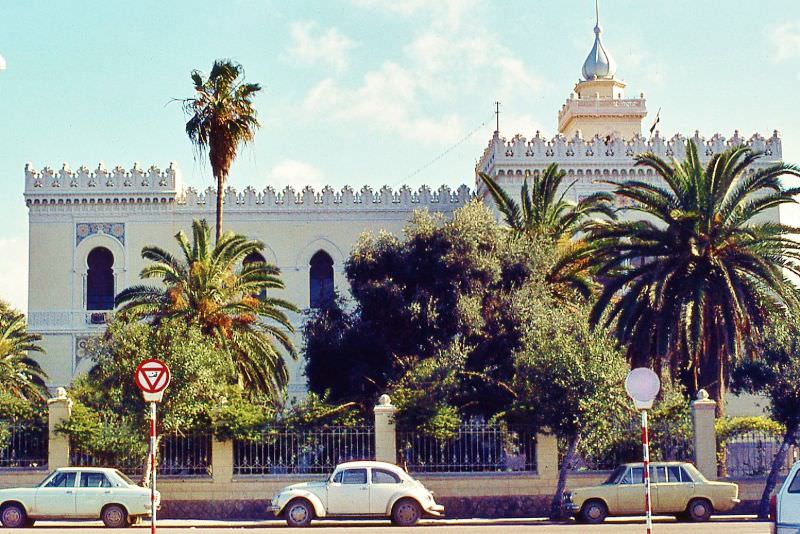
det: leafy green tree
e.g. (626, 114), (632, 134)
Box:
(116, 219), (297, 400)
(589, 141), (800, 412)
(509, 293), (630, 519)
(478, 163), (615, 297)
(183, 60), (261, 241)
(0, 302), (47, 402)
(305, 202), (559, 418)
(731, 320), (800, 518)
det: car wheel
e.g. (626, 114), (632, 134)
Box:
(579, 500), (608, 524)
(284, 499), (314, 527)
(0, 503), (27, 528)
(101, 504), (128, 528)
(392, 498), (422, 527)
(686, 498), (712, 522)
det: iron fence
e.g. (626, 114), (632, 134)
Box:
(724, 431), (798, 478)
(234, 426), (375, 475)
(564, 428), (694, 472)
(0, 421), (48, 469)
(397, 423), (537, 473)
(71, 430), (212, 477)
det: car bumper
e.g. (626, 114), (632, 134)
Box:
(564, 502), (580, 512)
(267, 503), (282, 514)
(425, 503), (445, 517)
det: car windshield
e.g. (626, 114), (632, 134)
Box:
(604, 466), (627, 485)
(38, 471), (57, 487)
(114, 470), (137, 486)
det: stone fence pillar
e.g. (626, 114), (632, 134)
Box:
(535, 430), (559, 482)
(47, 387), (73, 469)
(373, 394), (397, 464)
(212, 439), (234, 483)
(691, 389), (718, 480)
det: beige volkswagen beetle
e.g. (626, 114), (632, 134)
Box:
(565, 461), (739, 523)
(268, 461), (444, 527)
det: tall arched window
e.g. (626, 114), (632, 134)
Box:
(86, 247), (114, 310)
(243, 252), (267, 300)
(309, 251), (334, 309)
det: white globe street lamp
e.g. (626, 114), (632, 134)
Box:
(625, 367), (661, 534)
(0, 53), (6, 70)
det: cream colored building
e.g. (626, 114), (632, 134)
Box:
(24, 10), (785, 409)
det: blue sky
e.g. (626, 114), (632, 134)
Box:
(1, 0), (800, 310)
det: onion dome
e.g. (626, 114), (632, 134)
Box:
(581, 13), (616, 80)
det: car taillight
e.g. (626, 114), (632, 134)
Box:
(769, 494), (777, 523)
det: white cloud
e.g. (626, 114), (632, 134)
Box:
(266, 159), (327, 191)
(285, 21), (358, 72)
(771, 21), (800, 61)
(0, 238), (27, 313)
(304, 3), (544, 144)
(304, 63), (464, 144)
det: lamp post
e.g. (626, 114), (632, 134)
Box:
(625, 367), (661, 534)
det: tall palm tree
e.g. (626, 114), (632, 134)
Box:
(479, 163), (616, 297)
(589, 140), (800, 411)
(115, 220), (297, 400)
(0, 304), (48, 401)
(183, 60), (261, 242)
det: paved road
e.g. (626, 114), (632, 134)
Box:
(3, 518), (771, 533)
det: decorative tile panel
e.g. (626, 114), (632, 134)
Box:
(76, 222), (125, 246)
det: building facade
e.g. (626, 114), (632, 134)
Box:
(23, 11), (783, 412)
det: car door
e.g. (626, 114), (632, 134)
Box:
(369, 468), (402, 515)
(615, 466), (658, 515)
(647, 465), (671, 513)
(33, 471), (77, 517)
(75, 471), (114, 517)
(658, 465), (695, 513)
(326, 468), (369, 515)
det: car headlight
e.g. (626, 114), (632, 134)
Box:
(564, 492), (573, 503)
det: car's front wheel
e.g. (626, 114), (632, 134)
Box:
(101, 504), (128, 528)
(0, 503), (27, 528)
(392, 498), (422, 527)
(284, 499), (314, 527)
(686, 498), (712, 522)
(579, 499), (608, 524)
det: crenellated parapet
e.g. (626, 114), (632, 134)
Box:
(23, 161), (473, 213)
(178, 184), (473, 211)
(24, 162), (181, 207)
(477, 130), (783, 177)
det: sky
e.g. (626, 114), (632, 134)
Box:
(1, 0), (800, 311)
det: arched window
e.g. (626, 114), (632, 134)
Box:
(86, 247), (114, 310)
(309, 251), (334, 309)
(243, 252), (267, 300)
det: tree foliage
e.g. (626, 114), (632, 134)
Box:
(731, 319), (800, 518)
(0, 301), (47, 403)
(116, 219), (297, 401)
(305, 202), (560, 419)
(183, 59), (261, 241)
(589, 140), (800, 410)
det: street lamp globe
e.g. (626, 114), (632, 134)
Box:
(0, 54), (6, 70)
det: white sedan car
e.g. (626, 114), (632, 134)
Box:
(269, 460), (444, 527)
(0, 467), (159, 528)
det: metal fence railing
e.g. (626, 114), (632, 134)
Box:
(397, 423), (537, 473)
(234, 426), (375, 476)
(0, 422), (48, 469)
(564, 428), (694, 472)
(71, 430), (212, 478)
(724, 431), (798, 478)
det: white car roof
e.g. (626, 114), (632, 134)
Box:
(335, 461), (405, 473)
(58, 467), (120, 473)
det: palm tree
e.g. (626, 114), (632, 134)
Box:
(115, 220), (298, 400)
(183, 60), (261, 242)
(589, 140), (800, 412)
(0, 304), (48, 401)
(479, 163), (616, 297)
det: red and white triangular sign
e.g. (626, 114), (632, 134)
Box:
(135, 359), (170, 401)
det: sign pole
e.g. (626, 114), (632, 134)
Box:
(150, 401), (157, 534)
(642, 409), (652, 534)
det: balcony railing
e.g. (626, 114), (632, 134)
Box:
(28, 310), (114, 331)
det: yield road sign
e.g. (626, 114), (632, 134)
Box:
(135, 359), (171, 396)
